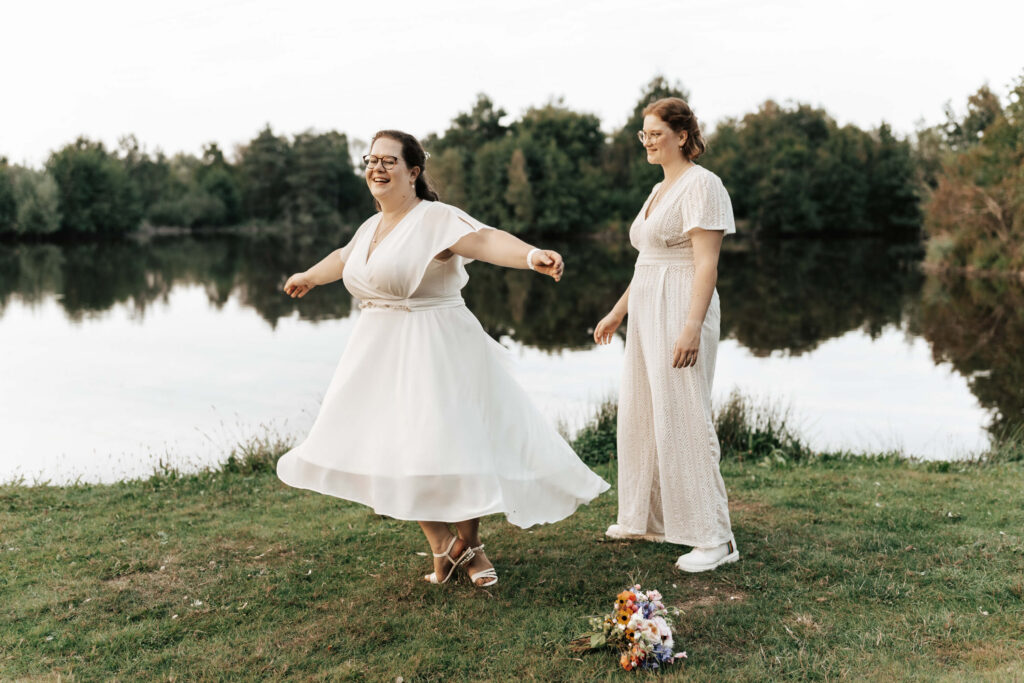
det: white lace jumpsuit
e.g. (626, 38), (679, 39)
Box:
(615, 165), (736, 547)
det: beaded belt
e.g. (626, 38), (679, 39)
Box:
(357, 295), (465, 312)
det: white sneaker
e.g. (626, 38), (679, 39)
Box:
(674, 537), (739, 573)
(605, 524), (666, 543)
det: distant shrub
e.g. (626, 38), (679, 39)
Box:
(571, 390), (813, 466)
(714, 390), (811, 462)
(571, 399), (618, 466)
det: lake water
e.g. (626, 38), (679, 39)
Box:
(2, 231), (1021, 484)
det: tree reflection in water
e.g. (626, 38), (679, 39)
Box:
(912, 273), (1024, 438)
(1, 232), (1020, 437)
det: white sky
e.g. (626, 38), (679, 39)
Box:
(2, 0), (1021, 166)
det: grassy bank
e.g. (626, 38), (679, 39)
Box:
(2, 405), (1023, 680)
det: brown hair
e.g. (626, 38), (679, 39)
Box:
(642, 97), (706, 161)
(369, 129), (440, 206)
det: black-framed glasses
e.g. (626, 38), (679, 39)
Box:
(362, 154), (399, 170)
(637, 130), (666, 144)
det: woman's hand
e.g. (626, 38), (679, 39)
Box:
(284, 272), (317, 298)
(530, 249), (565, 282)
(672, 321), (702, 368)
(594, 311), (623, 344)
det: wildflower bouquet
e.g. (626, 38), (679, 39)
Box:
(577, 583), (687, 671)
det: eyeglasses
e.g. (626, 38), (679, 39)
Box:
(362, 154), (399, 170)
(637, 130), (666, 144)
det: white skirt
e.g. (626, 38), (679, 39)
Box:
(277, 303), (609, 528)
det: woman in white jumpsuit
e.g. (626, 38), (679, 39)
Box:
(595, 98), (739, 573)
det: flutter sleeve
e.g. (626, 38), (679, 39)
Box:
(421, 201), (492, 266)
(676, 170), (736, 236)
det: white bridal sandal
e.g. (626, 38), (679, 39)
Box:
(466, 544), (498, 587)
(674, 537), (739, 573)
(423, 536), (475, 585)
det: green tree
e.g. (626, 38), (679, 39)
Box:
(46, 138), (142, 235)
(430, 147), (468, 208)
(10, 166), (62, 235)
(508, 101), (606, 235)
(943, 85), (1003, 151)
(703, 101), (921, 235)
(284, 130), (367, 226)
(0, 159), (16, 233)
(504, 148), (534, 228)
(238, 125), (292, 221)
(426, 94), (509, 214)
(428, 93), (508, 157)
(117, 135), (173, 215)
(867, 123), (921, 234)
(605, 76), (691, 217)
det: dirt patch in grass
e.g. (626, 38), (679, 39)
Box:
(676, 585), (748, 611)
(729, 500), (772, 517)
(100, 565), (190, 605)
(962, 640), (1024, 669)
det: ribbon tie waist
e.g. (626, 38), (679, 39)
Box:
(635, 247), (694, 266)
(357, 295), (465, 312)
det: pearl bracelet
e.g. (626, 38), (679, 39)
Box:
(526, 248), (540, 271)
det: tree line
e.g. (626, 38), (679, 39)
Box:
(2, 76), (932, 240)
(0, 130), (369, 238)
(919, 72), (1024, 273)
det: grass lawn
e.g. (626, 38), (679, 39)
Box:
(2, 448), (1022, 680)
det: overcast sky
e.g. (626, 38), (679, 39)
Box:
(2, 0), (1021, 166)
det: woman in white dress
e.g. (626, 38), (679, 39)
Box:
(594, 98), (739, 573)
(278, 130), (609, 587)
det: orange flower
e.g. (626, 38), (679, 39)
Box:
(620, 653), (632, 671)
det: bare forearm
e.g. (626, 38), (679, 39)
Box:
(610, 285), (631, 320)
(685, 264), (717, 329)
(452, 228), (537, 268)
(306, 249), (346, 285)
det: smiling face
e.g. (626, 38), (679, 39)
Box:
(365, 136), (420, 204)
(641, 114), (687, 166)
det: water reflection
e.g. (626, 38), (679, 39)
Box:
(912, 274), (1024, 436)
(0, 233), (353, 325)
(717, 239), (924, 357)
(1, 231), (1020, 440)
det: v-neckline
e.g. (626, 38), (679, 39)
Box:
(644, 165), (696, 221)
(364, 200), (424, 265)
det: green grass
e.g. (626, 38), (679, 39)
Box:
(2, 419), (1023, 680)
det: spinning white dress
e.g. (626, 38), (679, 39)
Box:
(615, 165), (736, 547)
(277, 200), (609, 527)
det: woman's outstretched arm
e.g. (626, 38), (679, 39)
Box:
(283, 248), (346, 298)
(447, 227), (564, 282)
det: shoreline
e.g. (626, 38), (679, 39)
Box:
(4, 393), (1019, 490)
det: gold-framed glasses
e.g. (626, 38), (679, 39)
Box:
(362, 154), (399, 170)
(637, 130), (665, 144)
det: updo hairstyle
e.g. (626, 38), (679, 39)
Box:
(642, 98), (706, 161)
